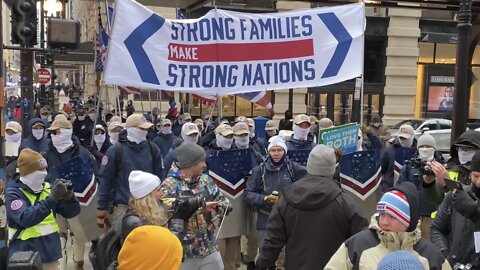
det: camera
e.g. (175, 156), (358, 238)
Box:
(405, 158), (435, 176)
(176, 195), (205, 210)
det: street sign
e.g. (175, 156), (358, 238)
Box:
(37, 68), (51, 85)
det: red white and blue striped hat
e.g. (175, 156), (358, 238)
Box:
(376, 190), (410, 228)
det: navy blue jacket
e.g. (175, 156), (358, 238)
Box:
(285, 138), (316, 152)
(19, 118), (50, 153)
(6, 178), (80, 263)
(97, 140), (163, 210)
(72, 117), (94, 147)
(250, 134), (267, 156)
(43, 140), (98, 185)
(381, 137), (418, 191)
(245, 157), (306, 230)
(162, 148), (177, 180)
(153, 132), (182, 159)
(91, 140), (112, 166)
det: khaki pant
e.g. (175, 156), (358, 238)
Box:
(218, 236), (241, 270)
(42, 261), (59, 270)
(241, 231), (258, 263)
(56, 216), (85, 270)
(420, 216), (433, 240)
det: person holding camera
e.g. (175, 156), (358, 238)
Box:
(423, 130), (480, 205)
(6, 148), (80, 270)
(430, 151), (480, 268)
(396, 134), (444, 240)
(161, 142), (229, 270)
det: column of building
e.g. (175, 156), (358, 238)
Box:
(383, 8), (421, 126)
(272, 1), (309, 123)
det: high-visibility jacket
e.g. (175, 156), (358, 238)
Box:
(8, 183), (59, 241)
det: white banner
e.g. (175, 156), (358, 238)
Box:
(104, 0), (365, 95)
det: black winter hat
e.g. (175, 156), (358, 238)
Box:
(386, 182), (420, 232)
(470, 151), (480, 172)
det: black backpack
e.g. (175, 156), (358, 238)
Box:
(89, 212), (126, 270)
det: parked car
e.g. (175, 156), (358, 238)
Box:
(388, 118), (452, 153)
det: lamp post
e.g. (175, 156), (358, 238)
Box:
(451, 0), (472, 142)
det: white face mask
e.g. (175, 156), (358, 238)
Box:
(32, 129), (44, 140)
(51, 128), (73, 153)
(235, 135), (249, 149)
(89, 113), (96, 120)
(94, 133), (106, 147)
(20, 170), (48, 193)
(357, 136), (363, 151)
(77, 115), (86, 121)
(459, 149), (476, 165)
(160, 126), (172, 135)
(127, 127), (148, 144)
(181, 132), (198, 144)
(399, 137), (414, 148)
(6, 133), (21, 143)
(109, 132), (119, 144)
(249, 127), (255, 138)
(266, 130), (277, 137)
(419, 147), (435, 162)
(41, 115), (49, 120)
(216, 134), (233, 150)
(293, 124), (310, 141)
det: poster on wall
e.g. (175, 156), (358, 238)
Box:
(427, 85), (454, 111)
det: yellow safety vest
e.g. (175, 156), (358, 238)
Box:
(8, 183), (59, 241)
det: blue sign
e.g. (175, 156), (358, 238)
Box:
(319, 123), (359, 155)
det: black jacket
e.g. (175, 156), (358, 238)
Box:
(257, 174), (368, 269)
(431, 185), (480, 267)
(152, 133), (182, 159)
(72, 117), (94, 147)
(381, 137), (417, 191)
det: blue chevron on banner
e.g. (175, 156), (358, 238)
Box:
(55, 154), (97, 206)
(287, 149), (312, 166)
(340, 149), (382, 200)
(207, 149), (252, 199)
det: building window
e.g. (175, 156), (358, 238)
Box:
(419, 42), (434, 63)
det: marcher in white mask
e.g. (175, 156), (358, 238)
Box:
(153, 118), (182, 160)
(381, 124), (416, 191)
(194, 118), (205, 134)
(94, 125), (107, 152)
(285, 114), (317, 152)
(181, 122), (199, 145)
(214, 124), (234, 150)
(108, 121), (123, 145)
(43, 117), (99, 269)
(6, 148), (80, 270)
(5, 121), (23, 163)
(126, 114), (152, 144)
(233, 122), (251, 149)
(19, 118), (51, 154)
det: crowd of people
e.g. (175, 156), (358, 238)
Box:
(2, 100), (480, 270)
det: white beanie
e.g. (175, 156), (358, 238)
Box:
(268, 135), (288, 153)
(306, 145), (336, 176)
(128, 170), (161, 199)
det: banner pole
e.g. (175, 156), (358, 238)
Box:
(105, 85), (110, 112)
(115, 86), (121, 117)
(148, 89), (153, 117)
(360, 12), (366, 127)
(217, 95), (222, 121)
(139, 92), (145, 114)
(157, 91), (161, 119)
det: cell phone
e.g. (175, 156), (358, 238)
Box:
(444, 178), (463, 190)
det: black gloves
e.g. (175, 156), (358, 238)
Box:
(172, 197), (204, 221)
(452, 190), (480, 222)
(50, 179), (69, 202)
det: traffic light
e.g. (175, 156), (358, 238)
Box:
(11, 0), (37, 47)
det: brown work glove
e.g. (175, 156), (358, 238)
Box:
(96, 210), (108, 228)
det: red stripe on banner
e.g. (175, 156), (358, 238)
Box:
(192, 94), (216, 105)
(340, 173), (382, 196)
(118, 86), (141, 94)
(212, 178), (246, 197)
(168, 39), (314, 62)
(76, 181), (97, 204)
